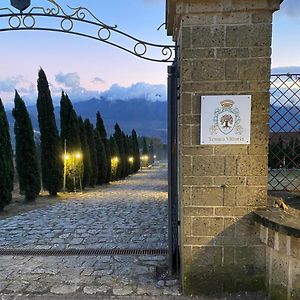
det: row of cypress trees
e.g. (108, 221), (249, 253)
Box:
(0, 68), (141, 210)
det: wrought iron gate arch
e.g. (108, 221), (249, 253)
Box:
(0, 0), (176, 63)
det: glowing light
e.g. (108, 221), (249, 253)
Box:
(128, 157), (134, 163)
(112, 157), (119, 163)
(63, 154), (70, 160)
(153, 155), (157, 159)
(75, 153), (82, 159)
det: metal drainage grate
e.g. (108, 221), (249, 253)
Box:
(0, 248), (168, 256)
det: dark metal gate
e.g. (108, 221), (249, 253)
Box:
(168, 58), (180, 273)
(269, 74), (300, 191)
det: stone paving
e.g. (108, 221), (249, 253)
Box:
(0, 167), (182, 298)
(0, 166), (268, 299)
(0, 168), (168, 250)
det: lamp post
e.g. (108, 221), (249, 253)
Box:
(74, 152), (83, 193)
(63, 139), (67, 192)
(128, 156), (134, 173)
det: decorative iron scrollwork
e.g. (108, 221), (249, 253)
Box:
(0, 0), (176, 63)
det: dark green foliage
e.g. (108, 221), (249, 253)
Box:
(285, 138), (300, 169)
(96, 112), (111, 183)
(94, 130), (107, 184)
(110, 136), (120, 180)
(149, 139), (154, 165)
(269, 137), (300, 169)
(123, 132), (130, 177)
(60, 92), (81, 152)
(36, 68), (63, 196)
(142, 137), (149, 167)
(142, 137), (148, 155)
(103, 139), (111, 183)
(0, 98), (14, 210)
(84, 119), (98, 187)
(131, 129), (140, 172)
(127, 134), (134, 174)
(78, 117), (92, 188)
(96, 111), (107, 139)
(114, 123), (126, 178)
(12, 91), (41, 201)
(60, 92), (83, 191)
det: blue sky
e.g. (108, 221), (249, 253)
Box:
(0, 0), (299, 108)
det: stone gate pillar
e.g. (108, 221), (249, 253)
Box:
(166, 0), (283, 295)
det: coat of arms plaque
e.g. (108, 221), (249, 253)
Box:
(200, 95), (251, 145)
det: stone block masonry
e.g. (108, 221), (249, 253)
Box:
(167, 0), (283, 296)
(255, 208), (300, 300)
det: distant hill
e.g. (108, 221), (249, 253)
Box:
(6, 97), (168, 143)
(269, 104), (300, 132)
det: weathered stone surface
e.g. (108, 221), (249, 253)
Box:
(83, 285), (109, 294)
(112, 286), (133, 296)
(50, 285), (79, 294)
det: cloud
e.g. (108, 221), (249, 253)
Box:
(55, 72), (80, 88)
(99, 82), (167, 101)
(280, 0), (300, 17)
(52, 72), (100, 104)
(92, 76), (105, 84)
(0, 76), (37, 108)
(0, 72), (167, 108)
(0, 75), (24, 92)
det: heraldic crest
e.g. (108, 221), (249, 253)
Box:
(209, 100), (243, 135)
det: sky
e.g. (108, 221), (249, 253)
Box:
(0, 0), (299, 108)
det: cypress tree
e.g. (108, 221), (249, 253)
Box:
(142, 137), (148, 155)
(0, 98), (14, 210)
(12, 91), (41, 201)
(60, 92), (81, 152)
(123, 132), (130, 177)
(84, 119), (98, 187)
(110, 136), (120, 180)
(142, 137), (149, 167)
(149, 139), (154, 165)
(96, 111), (107, 140)
(132, 129), (140, 172)
(60, 92), (83, 191)
(96, 112), (111, 183)
(127, 134), (134, 174)
(94, 130), (107, 184)
(114, 123), (126, 178)
(36, 68), (63, 196)
(78, 117), (92, 188)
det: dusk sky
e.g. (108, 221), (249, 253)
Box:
(0, 0), (299, 108)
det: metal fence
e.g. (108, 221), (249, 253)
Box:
(269, 74), (300, 191)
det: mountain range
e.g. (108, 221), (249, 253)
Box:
(6, 97), (168, 143)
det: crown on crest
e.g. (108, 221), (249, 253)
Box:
(220, 99), (234, 108)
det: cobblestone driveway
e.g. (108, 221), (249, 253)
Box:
(0, 166), (185, 298)
(0, 166), (267, 299)
(0, 167), (168, 250)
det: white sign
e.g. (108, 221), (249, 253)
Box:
(200, 95), (251, 145)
